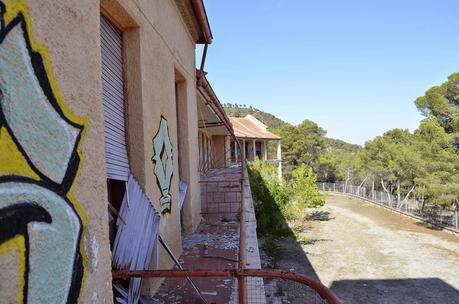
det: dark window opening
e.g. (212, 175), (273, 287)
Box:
(107, 178), (126, 249)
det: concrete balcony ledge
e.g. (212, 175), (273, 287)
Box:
(240, 168), (266, 303)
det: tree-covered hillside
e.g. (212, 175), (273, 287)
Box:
(226, 72), (459, 212)
(223, 103), (287, 130)
(223, 103), (361, 181)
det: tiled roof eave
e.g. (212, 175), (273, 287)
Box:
(230, 117), (281, 140)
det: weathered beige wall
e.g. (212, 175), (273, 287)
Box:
(212, 135), (226, 168)
(101, 0), (202, 297)
(0, 0), (202, 302)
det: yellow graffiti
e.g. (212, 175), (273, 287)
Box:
(3, 0), (87, 131)
(0, 127), (39, 180)
(0, 234), (26, 304)
(1, 1), (89, 302)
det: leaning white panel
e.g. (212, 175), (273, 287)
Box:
(112, 174), (161, 304)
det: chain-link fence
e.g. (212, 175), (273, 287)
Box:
(261, 277), (330, 304)
(318, 182), (459, 233)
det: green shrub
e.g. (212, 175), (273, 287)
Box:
(291, 164), (326, 211)
(248, 160), (326, 236)
(247, 160), (292, 236)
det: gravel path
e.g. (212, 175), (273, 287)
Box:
(263, 193), (459, 304)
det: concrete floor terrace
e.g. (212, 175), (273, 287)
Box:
(151, 166), (265, 303)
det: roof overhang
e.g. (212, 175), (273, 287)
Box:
(197, 93), (229, 135)
(196, 70), (234, 136)
(191, 0), (213, 44)
(230, 116), (281, 140)
(174, 0), (213, 44)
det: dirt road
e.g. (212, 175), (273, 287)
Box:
(263, 193), (459, 304)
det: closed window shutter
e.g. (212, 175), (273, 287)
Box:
(100, 15), (129, 181)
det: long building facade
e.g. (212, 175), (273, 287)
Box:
(0, 0), (232, 302)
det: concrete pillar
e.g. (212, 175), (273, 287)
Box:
(253, 139), (257, 160)
(277, 140), (281, 160)
(199, 132), (203, 171)
(203, 135), (208, 171)
(277, 140), (282, 181)
(242, 139), (246, 160)
(208, 137), (212, 168)
(210, 137), (213, 167)
(263, 140), (267, 161)
(234, 140), (237, 163)
(226, 136), (232, 167)
(199, 133), (202, 163)
(206, 136), (210, 169)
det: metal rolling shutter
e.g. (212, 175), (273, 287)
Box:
(100, 15), (129, 181)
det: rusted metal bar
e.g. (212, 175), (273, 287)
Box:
(203, 142), (234, 170)
(199, 43), (208, 71)
(194, 75), (246, 298)
(107, 202), (127, 225)
(158, 236), (208, 304)
(238, 273), (246, 303)
(238, 159), (247, 304)
(112, 269), (235, 279)
(239, 269), (342, 304)
(196, 71), (233, 132)
(111, 268), (341, 304)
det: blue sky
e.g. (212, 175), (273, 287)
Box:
(199, 0), (459, 145)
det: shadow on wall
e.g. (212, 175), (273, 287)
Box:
(330, 278), (459, 304)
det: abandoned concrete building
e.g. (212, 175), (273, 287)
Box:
(0, 0), (339, 303)
(229, 115), (282, 180)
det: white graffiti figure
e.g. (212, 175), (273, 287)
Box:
(151, 116), (174, 214)
(0, 3), (84, 303)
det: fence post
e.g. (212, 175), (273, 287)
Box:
(455, 209), (458, 229)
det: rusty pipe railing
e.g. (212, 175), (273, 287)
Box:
(196, 68), (246, 301)
(112, 268), (341, 304)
